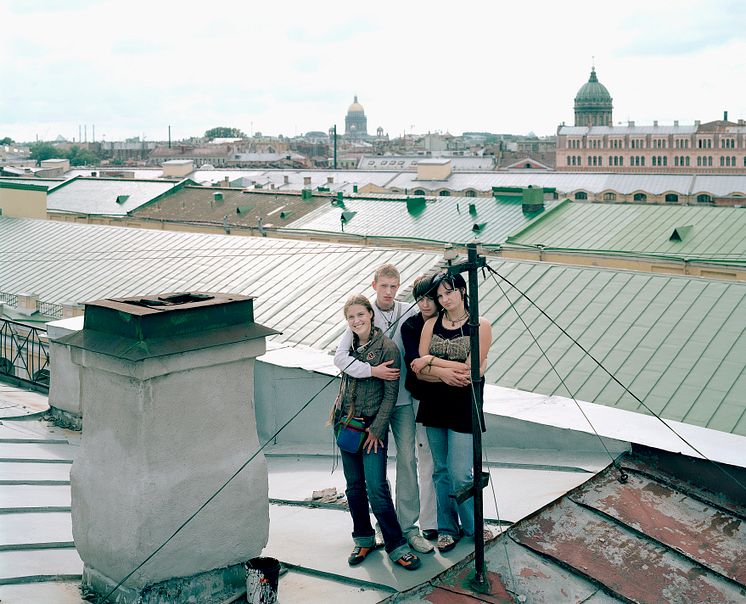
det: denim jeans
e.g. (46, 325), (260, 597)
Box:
(388, 403), (420, 536)
(426, 427), (475, 538)
(340, 435), (409, 560)
(412, 399), (437, 532)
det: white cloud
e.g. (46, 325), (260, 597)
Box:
(1, 0), (744, 142)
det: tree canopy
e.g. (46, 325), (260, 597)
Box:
(0, 137), (13, 145)
(29, 142), (58, 164)
(204, 127), (246, 139)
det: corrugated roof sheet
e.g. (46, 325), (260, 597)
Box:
(481, 259), (746, 436)
(47, 177), (184, 216)
(1, 218), (744, 436)
(505, 201), (746, 266)
(0, 217), (438, 352)
(282, 196), (556, 246)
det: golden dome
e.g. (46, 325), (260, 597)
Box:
(347, 95), (364, 114)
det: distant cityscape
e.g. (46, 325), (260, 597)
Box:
(3, 67), (745, 176)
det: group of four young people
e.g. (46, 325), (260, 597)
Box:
(332, 263), (492, 570)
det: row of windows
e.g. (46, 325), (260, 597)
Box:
(412, 188), (717, 203)
(567, 137), (743, 150)
(566, 154), (746, 167)
(574, 191), (715, 203)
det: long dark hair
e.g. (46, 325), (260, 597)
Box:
(431, 272), (468, 312)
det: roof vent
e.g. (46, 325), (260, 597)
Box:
(670, 225), (693, 241)
(116, 195), (130, 204)
(280, 210), (292, 220)
(213, 192), (223, 201)
(472, 222), (486, 233)
(236, 205), (253, 215)
(341, 210), (356, 224)
(468, 203), (477, 216)
(407, 197), (426, 216)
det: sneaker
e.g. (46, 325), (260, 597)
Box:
(422, 529), (438, 541)
(408, 533), (435, 554)
(436, 534), (459, 553)
(394, 551), (421, 570)
(348, 545), (374, 566)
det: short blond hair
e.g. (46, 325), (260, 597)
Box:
(373, 263), (400, 284)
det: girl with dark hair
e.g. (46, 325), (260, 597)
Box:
(410, 273), (493, 552)
(334, 294), (421, 570)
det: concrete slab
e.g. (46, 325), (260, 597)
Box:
(0, 419), (60, 441)
(267, 455), (349, 501)
(0, 512), (73, 547)
(0, 484), (71, 510)
(482, 466), (595, 524)
(0, 461), (71, 483)
(0, 581), (86, 604)
(0, 387), (49, 418)
(267, 454), (595, 525)
(0, 441), (77, 462)
(0, 547), (82, 582)
(263, 504), (478, 594)
(277, 568), (392, 603)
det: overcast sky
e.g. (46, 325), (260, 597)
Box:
(1, 0), (744, 143)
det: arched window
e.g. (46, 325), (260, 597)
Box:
(414, 189), (426, 196)
(721, 156), (725, 167)
(603, 192), (616, 201)
(663, 156), (667, 166)
(697, 194), (712, 203)
(665, 193), (679, 203)
(633, 193), (647, 202)
(674, 156), (678, 167)
(686, 157), (690, 166)
(464, 190), (476, 197)
(697, 157), (702, 167)
(575, 191), (588, 200)
(438, 190), (451, 197)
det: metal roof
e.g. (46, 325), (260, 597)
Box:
(358, 155), (496, 171)
(481, 259), (746, 436)
(46, 177), (185, 216)
(131, 187), (330, 229)
(505, 200), (746, 266)
(0, 217), (439, 353)
(419, 447), (746, 603)
(282, 196), (556, 246)
(1, 218), (744, 436)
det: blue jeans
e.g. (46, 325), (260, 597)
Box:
(388, 403), (420, 537)
(340, 435), (409, 560)
(426, 427), (475, 538)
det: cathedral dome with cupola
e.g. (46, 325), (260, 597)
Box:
(345, 95), (368, 137)
(574, 67), (613, 127)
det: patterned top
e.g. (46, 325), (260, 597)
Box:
(416, 315), (485, 434)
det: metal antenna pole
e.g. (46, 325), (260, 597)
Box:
(447, 242), (490, 592)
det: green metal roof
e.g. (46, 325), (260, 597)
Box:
(482, 259), (746, 436)
(505, 201), (746, 267)
(1, 217), (743, 437)
(282, 196), (556, 246)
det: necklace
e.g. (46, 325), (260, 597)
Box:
(445, 310), (468, 328)
(376, 303), (396, 328)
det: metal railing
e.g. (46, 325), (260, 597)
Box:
(0, 318), (50, 388)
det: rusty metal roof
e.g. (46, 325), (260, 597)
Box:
(411, 447), (746, 604)
(131, 186), (330, 229)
